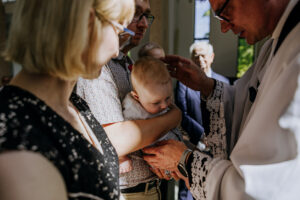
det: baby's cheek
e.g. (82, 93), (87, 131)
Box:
(148, 106), (160, 114)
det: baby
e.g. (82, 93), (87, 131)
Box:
(119, 57), (182, 176)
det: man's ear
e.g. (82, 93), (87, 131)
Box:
(131, 91), (139, 101)
(211, 53), (215, 63)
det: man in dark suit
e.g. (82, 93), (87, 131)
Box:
(175, 41), (229, 200)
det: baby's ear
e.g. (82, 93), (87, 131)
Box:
(131, 91), (139, 101)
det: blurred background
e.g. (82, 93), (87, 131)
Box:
(0, 0), (269, 86)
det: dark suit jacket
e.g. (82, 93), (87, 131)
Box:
(175, 70), (229, 145)
(211, 71), (230, 84)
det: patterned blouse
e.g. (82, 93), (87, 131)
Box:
(0, 86), (119, 200)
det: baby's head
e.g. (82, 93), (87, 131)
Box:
(131, 57), (172, 114)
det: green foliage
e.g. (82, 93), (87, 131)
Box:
(237, 38), (254, 78)
(203, 9), (210, 17)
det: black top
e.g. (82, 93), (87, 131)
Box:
(0, 86), (119, 200)
(274, 0), (300, 55)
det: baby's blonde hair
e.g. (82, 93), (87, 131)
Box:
(2, 0), (134, 80)
(131, 57), (171, 91)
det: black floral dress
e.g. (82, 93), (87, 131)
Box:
(0, 86), (119, 200)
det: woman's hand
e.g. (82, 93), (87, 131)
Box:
(143, 140), (188, 171)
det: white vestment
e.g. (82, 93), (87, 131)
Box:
(190, 0), (300, 199)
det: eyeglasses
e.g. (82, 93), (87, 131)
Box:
(110, 21), (135, 36)
(132, 13), (155, 25)
(95, 11), (135, 36)
(213, 0), (231, 23)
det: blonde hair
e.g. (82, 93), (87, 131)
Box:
(2, 0), (134, 80)
(189, 41), (214, 56)
(131, 57), (171, 91)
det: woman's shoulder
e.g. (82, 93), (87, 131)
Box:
(0, 86), (43, 126)
(0, 85), (48, 117)
(0, 85), (44, 108)
(0, 151), (68, 200)
(0, 86), (64, 154)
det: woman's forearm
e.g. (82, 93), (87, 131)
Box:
(104, 106), (181, 157)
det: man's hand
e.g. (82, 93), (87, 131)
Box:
(149, 167), (190, 189)
(162, 55), (214, 97)
(171, 169), (190, 190)
(149, 167), (173, 180)
(143, 140), (187, 171)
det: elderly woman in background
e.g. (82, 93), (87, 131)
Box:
(0, 0), (134, 199)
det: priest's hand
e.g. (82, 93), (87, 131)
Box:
(162, 55), (214, 97)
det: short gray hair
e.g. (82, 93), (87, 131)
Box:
(189, 41), (214, 56)
(138, 42), (164, 58)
